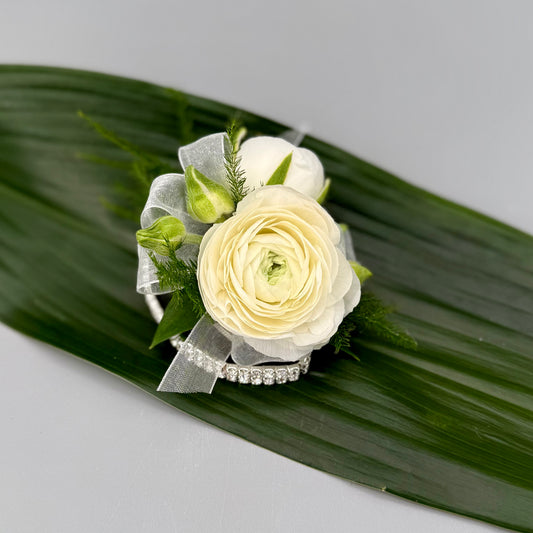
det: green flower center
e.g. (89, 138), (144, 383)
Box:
(260, 251), (288, 285)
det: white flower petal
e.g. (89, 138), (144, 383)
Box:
(239, 137), (325, 199)
(197, 186), (359, 361)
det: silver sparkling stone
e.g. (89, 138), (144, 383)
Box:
(250, 368), (263, 385)
(213, 360), (225, 378)
(288, 365), (300, 382)
(194, 351), (205, 368)
(275, 368), (288, 384)
(225, 365), (238, 382)
(203, 357), (214, 374)
(238, 368), (251, 384)
(262, 368), (275, 385)
(185, 346), (195, 362)
(300, 356), (311, 374)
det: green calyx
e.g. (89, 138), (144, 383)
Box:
(317, 178), (331, 204)
(266, 152), (293, 185)
(350, 260), (373, 284)
(185, 165), (235, 223)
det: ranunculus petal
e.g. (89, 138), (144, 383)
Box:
(197, 186), (359, 361)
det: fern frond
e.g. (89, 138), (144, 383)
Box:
(78, 112), (176, 220)
(331, 293), (416, 354)
(224, 119), (248, 203)
(166, 88), (195, 144)
(148, 241), (205, 319)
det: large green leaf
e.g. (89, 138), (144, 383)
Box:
(1, 65), (532, 532)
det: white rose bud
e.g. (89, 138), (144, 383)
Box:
(185, 165), (235, 224)
(239, 136), (326, 199)
(197, 186), (360, 361)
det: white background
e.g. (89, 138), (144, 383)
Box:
(2, 1), (532, 532)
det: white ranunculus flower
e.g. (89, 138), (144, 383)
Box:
(197, 186), (360, 361)
(239, 136), (325, 199)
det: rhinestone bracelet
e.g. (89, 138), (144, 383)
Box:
(145, 294), (310, 385)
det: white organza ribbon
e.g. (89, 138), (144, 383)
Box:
(138, 130), (352, 393)
(157, 314), (232, 393)
(136, 133), (227, 294)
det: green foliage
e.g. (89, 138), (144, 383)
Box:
(266, 152), (293, 185)
(3, 67), (533, 532)
(350, 260), (373, 284)
(150, 292), (199, 348)
(166, 88), (195, 145)
(224, 119), (248, 203)
(78, 111), (177, 221)
(148, 242), (204, 319)
(331, 293), (417, 355)
(316, 178), (331, 204)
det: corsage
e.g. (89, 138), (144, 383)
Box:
(136, 124), (408, 393)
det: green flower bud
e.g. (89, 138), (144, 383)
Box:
(136, 216), (187, 256)
(185, 165), (235, 223)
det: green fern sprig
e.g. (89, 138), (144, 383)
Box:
(78, 111), (170, 166)
(224, 119), (248, 203)
(331, 293), (416, 356)
(148, 241), (205, 319)
(78, 110), (180, 220)
(165, 88), (195, 145)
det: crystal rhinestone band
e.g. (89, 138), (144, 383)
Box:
(145, 294), (310, 384)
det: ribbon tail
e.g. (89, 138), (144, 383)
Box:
(157, 314), (231, 394)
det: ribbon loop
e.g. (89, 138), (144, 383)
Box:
(178, 132), (228, 185)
